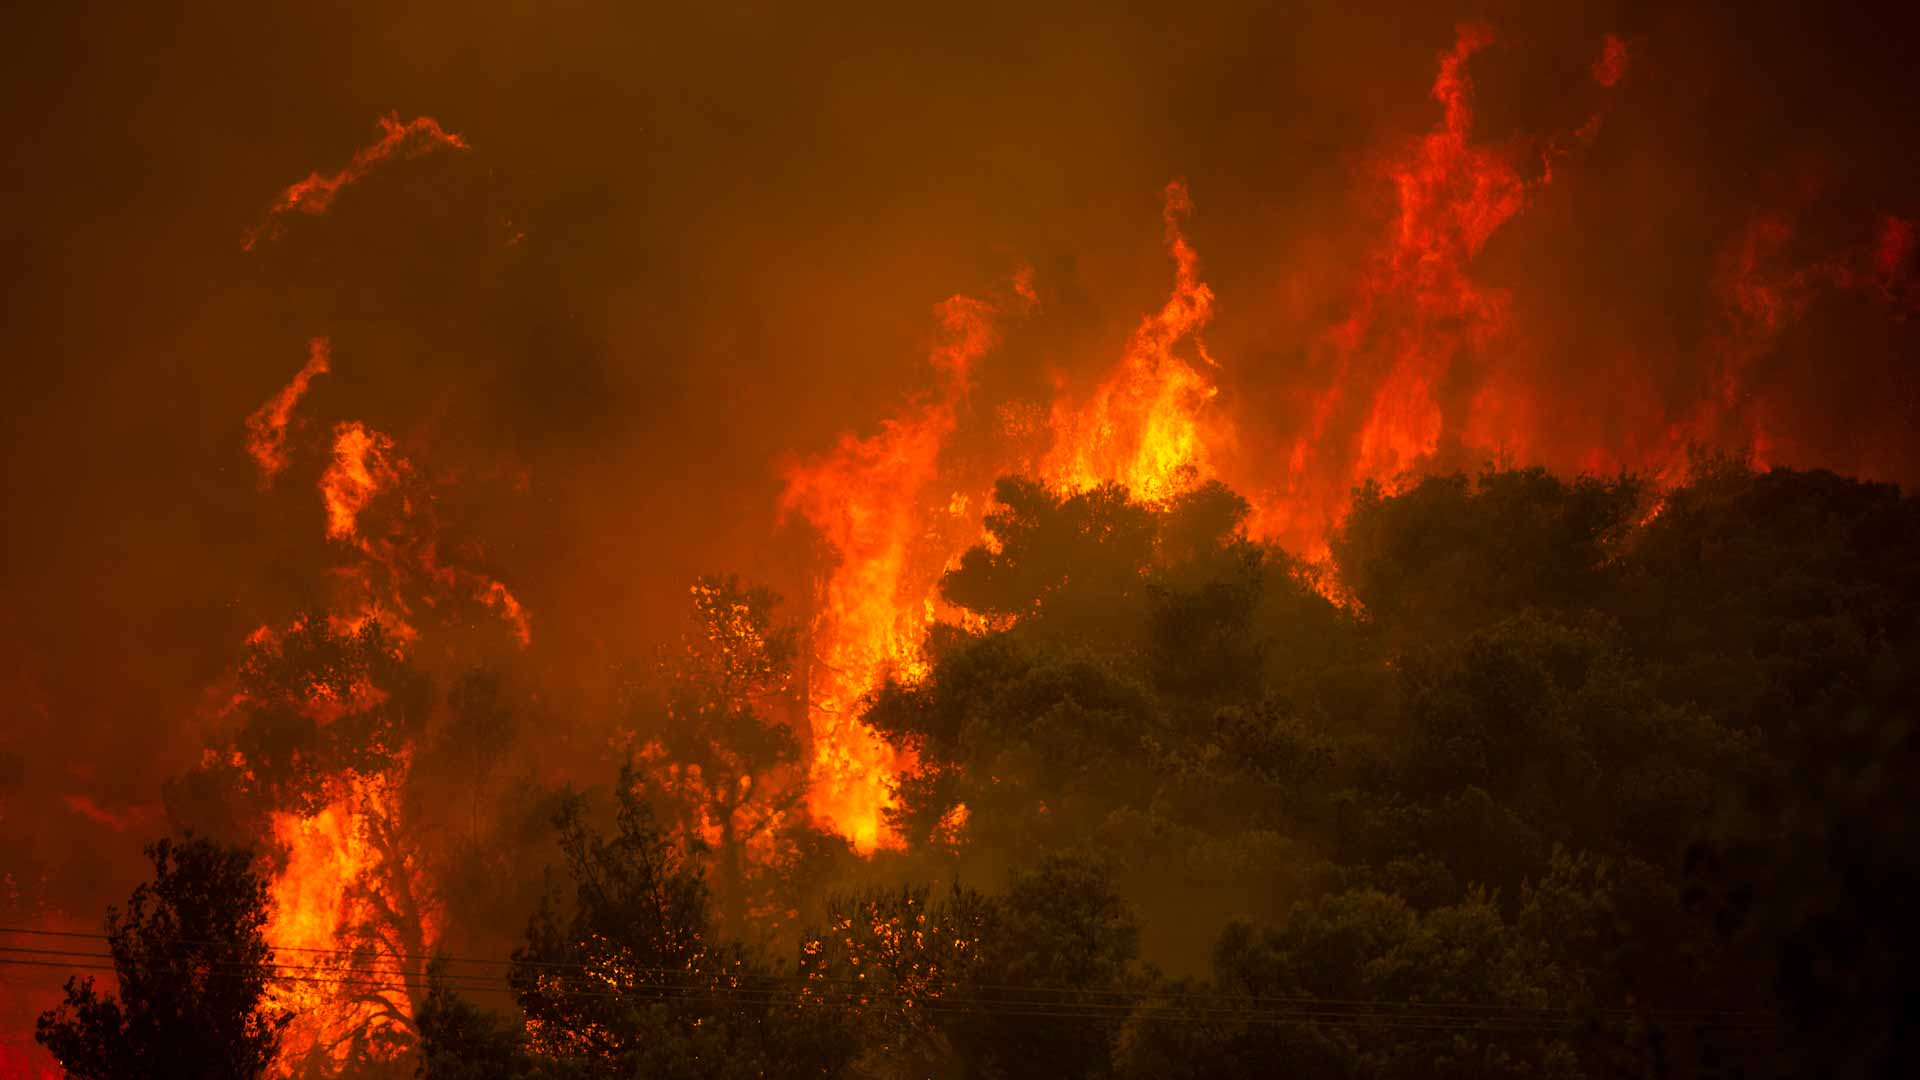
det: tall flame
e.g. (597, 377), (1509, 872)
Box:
(758, 20), (1920, 857)
(205, 19), (1920, 1018)
(266, 773), (437, 1073)
(782, 182), (1232, 848)
(774, 27), (1646, 847)
(1043, 180), (1222, 501)
(1254, 24), (1613, 553)
(779, 296), (1002, 852)
(229, 339), (534, 1071)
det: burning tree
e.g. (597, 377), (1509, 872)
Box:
(797, 881), (993, 1072)
(141, 327), (541, 1077)
(164, 617), (440, 1077)
(626, 576), (831, 938)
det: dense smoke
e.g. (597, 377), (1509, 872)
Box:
(2, 1), (1916, 1074)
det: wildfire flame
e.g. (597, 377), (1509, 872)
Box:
(322, 422), (408, 544)
(781, 182), (1229, 848)
(1043, 179), (1223, 502)
(314, 413), (531, 649)
(247, 338), (332, 488)
(266, 773), (437, 1073)
(772, 23), (1920, 849)
(779, 296), (1004, 852)
(15, 16), (1910, 1080)
(228, 338), (534, 1071)
(1258, 23), (1546, 553)
(156, 22), (1920, 1068)
(244, 114), (468, 251)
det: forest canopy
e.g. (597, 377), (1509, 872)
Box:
(38, 459), (1920, 1079)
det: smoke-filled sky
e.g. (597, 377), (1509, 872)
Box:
(2, 0), (1916, 1045)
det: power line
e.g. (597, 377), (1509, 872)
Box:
(0, 926), (1780, 1022)
(0, 927), (1777, 1026)
(0, 953), (1781, 1037)
(8, 957), (1777, 1038)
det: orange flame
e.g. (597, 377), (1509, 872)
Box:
(246, 338), (331, 488)
(772, 29), (1675, 842)
(780, 184), (1231, 849)
(310, 416), (531, 648)
(266, 772), (437, 1074)
(322, 422), (407, 543)
(244, 114), (468, 250)
(779, 296), (1002, 851)
(1043, 180), (1222, 502)
(477, 580), (534, 650)
(1257, 24), (1557, 553)
(771, 23), (1920, 856)
(233, 348), (531, 1067)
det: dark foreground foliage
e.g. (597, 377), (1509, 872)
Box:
(36, 835), (287, 1079)
(416, 462), (1919, 1078)
(61, 461), (1920, 1078)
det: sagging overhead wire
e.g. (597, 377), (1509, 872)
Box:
(0, 928), (1781, 1036)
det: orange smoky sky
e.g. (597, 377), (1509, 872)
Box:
(1, 0), (1916, 1063)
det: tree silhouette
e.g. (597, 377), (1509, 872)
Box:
(140, 462), (1920, 1078)
(162, 615), (440, 1072)
(499, 763), (856, 1078)
(945, 855), (1141, 1080)
(36, 835), (288, 1079)
(941, 477), (1159, 647)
